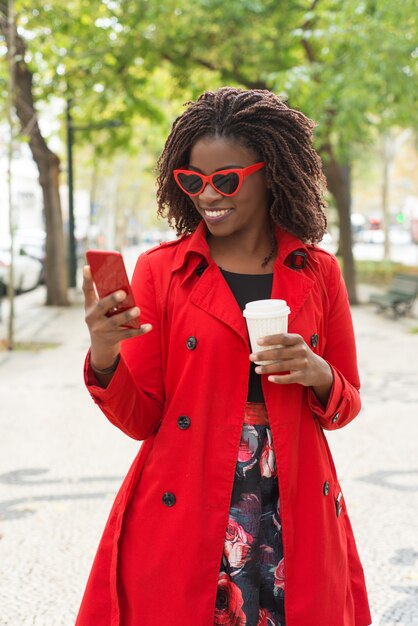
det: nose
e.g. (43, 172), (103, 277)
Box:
(198, 182), (223, 204)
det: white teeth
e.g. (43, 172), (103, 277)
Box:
(204, 209), (231, 217)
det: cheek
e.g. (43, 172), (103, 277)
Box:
(241, 184), (269, 209)
(239, 173), (268, 202)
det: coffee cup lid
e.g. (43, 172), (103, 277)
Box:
(243, 299), (290, 319)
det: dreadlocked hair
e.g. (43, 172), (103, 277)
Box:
(156, 86), (327, 243)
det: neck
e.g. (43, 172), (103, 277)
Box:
(207, 225), (276, 273)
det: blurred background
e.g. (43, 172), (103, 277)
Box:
(0, 0), (417, 318)
(0, 1), (418, 625)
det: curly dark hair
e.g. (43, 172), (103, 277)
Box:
(156, 86), (327, 243)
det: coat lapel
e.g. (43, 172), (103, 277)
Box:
(189, 263), (249, 343)
(271, 227), (316, 326)
(271, 264), (315, 327)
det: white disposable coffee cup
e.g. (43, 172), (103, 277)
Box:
(243, 299), (291, 365)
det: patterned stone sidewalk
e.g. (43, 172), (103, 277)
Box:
(0, 286), (417, 625)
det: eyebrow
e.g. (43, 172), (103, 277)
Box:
(187, 164), (244, 173)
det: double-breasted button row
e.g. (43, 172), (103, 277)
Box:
(163, 417), (191, 504)
(162, 492), (176, 507)
(177, 415), (191, 430)
(186, 336), (197, 350)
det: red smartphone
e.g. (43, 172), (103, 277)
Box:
(86, 249), (141, 329)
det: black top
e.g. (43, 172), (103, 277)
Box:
(220, 268), (273, 403)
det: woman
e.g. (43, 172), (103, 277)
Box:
(77, 87), (371, 626)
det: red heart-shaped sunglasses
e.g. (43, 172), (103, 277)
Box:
(173, 162), (265, 197)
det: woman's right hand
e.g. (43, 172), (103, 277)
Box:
(83, 265), (152, 371)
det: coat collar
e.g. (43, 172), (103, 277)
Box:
(171, 221), (317, 341)
(172, 221), (211, 273)
(172, 220), (318, 275)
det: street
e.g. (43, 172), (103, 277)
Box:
(0, 286), (417, 625)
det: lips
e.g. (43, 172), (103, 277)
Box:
(201, 207), (233, 224)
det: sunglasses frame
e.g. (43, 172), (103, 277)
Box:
(173, 161), (265, 197)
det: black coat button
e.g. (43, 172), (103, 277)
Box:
(186, 336), (197, 350)
(310, 333), (319, 348)
(162, 492), (176, 507)
(177, 415), (191, 430)
(332, 413), (339, 423)
(323, 481), (330, 496)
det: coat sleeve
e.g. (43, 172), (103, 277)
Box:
(307, 255), (361, 430)
(84, 252), (165, 441)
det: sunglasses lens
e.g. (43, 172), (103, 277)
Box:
(213, 172), (240, 195)
(177, 172), (203, 195)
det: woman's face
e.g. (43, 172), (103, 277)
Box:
(187, 136), (270, 239)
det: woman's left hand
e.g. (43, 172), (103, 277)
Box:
(250, 333), (334, 405)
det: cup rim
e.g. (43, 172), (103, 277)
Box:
(243, 299), (290, 319)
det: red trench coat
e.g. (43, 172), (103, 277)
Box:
(76, 223), (371, 626)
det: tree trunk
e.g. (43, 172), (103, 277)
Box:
(322, 149), (358, 304)
(1, 9), (69, 305)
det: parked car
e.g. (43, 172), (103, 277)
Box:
(14, 228), (46, 283)
(357, 227), (412, 245)
(0, 238), (43, 293)
(357, 229), (385, 244)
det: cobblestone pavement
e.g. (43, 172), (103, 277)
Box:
(0, 286), (417, 625)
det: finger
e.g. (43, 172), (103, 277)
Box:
(250, 349), (309, 374)
(96, 290), (127, 315)
(257, 333), (302, 347)
(119, 323), (153, 340)
(82, 266), (98, 309)
(253, 354), (309, 372)
(267, 372), (302, 385)
(108, 306), (141, 328)
(256, 333), (284, 347)
(254, 360), (304, 375)
(250, 343), (303, 363)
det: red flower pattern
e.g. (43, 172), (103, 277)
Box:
(214, 572), (246, 625)
(274, 558), (285, 590)
(224, 519), (254, 569)
(257, 608), (276, 625)
(238, 425), (259, 476)
(259, 428), (277, 478)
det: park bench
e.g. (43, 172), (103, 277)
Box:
(369, 273), (418, 318)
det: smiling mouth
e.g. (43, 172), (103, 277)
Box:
(203, 208), (232, 218)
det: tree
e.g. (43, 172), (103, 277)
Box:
(1, 0), (68, 304)
(1, 0), (417, 304)
(123, 0), (417, 302)
(0, 0), (170, 303)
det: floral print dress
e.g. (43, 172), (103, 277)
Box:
(214, 402), (285, 626)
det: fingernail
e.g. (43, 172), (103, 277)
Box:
(255, 366), (262, 374)
(130, 307), (139, 317)
(249, 354), (256, 361)
(257, 338), (265, 346)
(115, 291), (126, 301)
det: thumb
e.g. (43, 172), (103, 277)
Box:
(82, 266), (98, 309)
